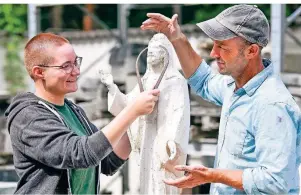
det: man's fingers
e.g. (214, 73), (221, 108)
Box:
(142, 18), (161, 25)
(174, 165), (193, 172)
(193, 165), (207, 171)
(171, 14), (178, 26)
(141, 25), (159, 31)
(147, 13), (171, 22)
(141, 25), (164, 34)
(163, 175), (190, 186)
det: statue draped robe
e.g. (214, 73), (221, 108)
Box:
(106, 34), (190, 194)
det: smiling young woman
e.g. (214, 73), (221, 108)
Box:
(5, 32), (160, 194)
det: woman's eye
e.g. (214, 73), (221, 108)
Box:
(62, 64), (71, 69)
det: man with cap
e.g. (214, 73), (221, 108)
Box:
(141, 4), (301, 194)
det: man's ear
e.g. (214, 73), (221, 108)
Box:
(32, 66), (45, 80)
(244, 44), (260, 60)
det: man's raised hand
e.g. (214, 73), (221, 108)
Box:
(141, 13), (183, 42)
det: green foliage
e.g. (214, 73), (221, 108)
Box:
(192, 4), (235, 24)
(189, 4), (271, 24)
(0, 4), (27, 95)
(129, 5), (173, 27)
(182, 4), (301, 26)
(38, 4), (301, 31)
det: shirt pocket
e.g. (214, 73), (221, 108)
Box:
(224, 119), (247, 157)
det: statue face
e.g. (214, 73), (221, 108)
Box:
(147, 41), (166, 68)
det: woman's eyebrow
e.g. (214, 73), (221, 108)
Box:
(61, 57), (79, 65)
(61, 60), (72, 65)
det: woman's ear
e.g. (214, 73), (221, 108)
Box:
(32, 66), (45, 80)
(245, 44), (260, 60)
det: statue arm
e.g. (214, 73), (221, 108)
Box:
(108, 84), (142, 116)
(107, 84), (128, 116)
(99, 68), (127, 116)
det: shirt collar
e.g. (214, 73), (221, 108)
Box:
(227, 59), (274, 96)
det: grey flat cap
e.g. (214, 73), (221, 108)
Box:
(197, 4), (270, 47)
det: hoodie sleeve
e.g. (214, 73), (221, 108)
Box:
(9, 105), (113, 169)
(76, 106), (127, 175)
(90, 127), (127, 176)
(100, 151), (126, 176)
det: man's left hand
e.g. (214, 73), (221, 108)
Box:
(163, 165), (213, 188)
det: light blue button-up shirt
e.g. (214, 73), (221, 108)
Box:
(188, 59), (301, 194)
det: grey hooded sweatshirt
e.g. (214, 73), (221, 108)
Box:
(5, 92), (126, 194)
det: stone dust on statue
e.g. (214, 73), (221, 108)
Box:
(99, 33), (190, 195)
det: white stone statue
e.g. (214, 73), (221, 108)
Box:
(99, 33), (190, 195)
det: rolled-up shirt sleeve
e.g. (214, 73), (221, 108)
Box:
(242, 103), (297, 194)
(187, 60), (229, 106)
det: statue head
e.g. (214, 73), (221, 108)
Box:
(147, 33), (172, 72)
